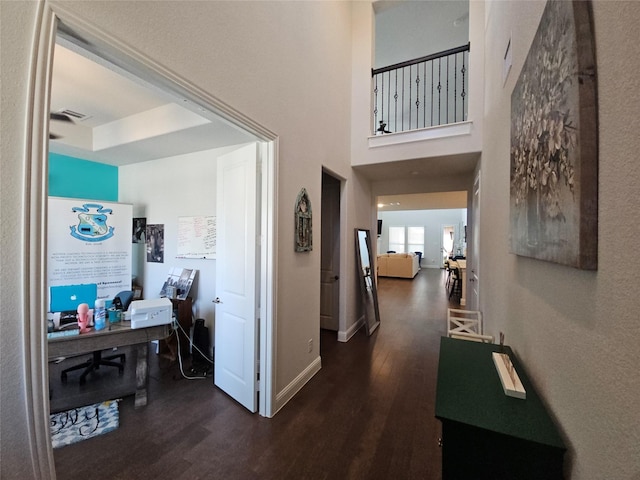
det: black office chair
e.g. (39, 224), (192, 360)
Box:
(61, 291), (133, 385)
(111, 290), (134, 312)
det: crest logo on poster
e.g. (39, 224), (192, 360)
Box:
(69, 203), (115, 242)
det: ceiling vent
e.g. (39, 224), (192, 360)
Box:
(56, 109), (91, 122)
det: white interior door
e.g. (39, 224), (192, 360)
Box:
(215, 143), (259, 412)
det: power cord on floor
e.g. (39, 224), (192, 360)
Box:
(174, 316), (214, 364)
(172, 318), (214, 380)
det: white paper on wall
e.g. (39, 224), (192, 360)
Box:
(176, 216), (216, 259)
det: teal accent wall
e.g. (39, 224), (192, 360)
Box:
(49, 153), (118, 201)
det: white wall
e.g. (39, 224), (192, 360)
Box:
(348, 169), (377, 337)
(481, 1), (640, 478)
(1, 2), (359, 477)
(374, 0), (469, 68)
(53, 0), (357, 401)
(378, 209), (466, 268)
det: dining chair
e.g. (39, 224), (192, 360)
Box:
(444, 259), (454, 287)
(447, 308), (494, 343)
(448, 266), (462, 299)
(448, 330), (494, 343)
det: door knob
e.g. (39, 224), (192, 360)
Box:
(334, 275), (340, 281)
(213, 297), (222, 304)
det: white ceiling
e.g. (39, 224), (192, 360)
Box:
(378, 190), (467, 212)
(374, 0), (469, 68)
(49, 41), (256, 166)
(354, 151), (478, 182)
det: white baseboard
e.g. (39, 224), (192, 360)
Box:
(274, 316), (364, 413)
(274, 355), (322, 414)
(338, 316), (364, 343)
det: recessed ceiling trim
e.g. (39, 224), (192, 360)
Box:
(54, 11), (277, 143)
(93, 103), (211, 151)
(50, 29), (264, 165)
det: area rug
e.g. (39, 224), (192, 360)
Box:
(50, 399), (119, 448)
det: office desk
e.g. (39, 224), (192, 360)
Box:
(48, 322), (168, 408)
(435, 337), (565, 479)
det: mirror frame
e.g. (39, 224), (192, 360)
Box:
(355, 228), (381, 335)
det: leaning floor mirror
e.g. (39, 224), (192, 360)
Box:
(355, 228), (381, 335)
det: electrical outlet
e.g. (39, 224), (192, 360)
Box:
(308, 339), (313, 353)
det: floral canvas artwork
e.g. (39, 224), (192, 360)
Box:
(510, 0), (598, 269)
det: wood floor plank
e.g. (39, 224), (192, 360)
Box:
(53, 268), (460, 479)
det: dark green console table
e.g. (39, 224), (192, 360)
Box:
(435, 337), (566, 479)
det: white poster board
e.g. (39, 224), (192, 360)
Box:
(177, 216), (216, 259)
(47, 197), (132, 308)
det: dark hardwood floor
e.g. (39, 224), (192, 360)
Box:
(53, 268), (460, 479)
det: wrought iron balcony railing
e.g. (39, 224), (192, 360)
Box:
(372, 43), (470, 135)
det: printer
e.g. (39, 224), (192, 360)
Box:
(130, 298), (173, 329)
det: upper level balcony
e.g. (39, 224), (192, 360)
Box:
(370, 43), (472, 148)
(351, 1), (483, 170)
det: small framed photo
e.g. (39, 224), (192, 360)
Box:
(132, 285), (143, 300)
(132, 217), (147, 244)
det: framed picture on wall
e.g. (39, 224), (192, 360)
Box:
(132, 217), (146, 243)
(146, 224), (164, 263)
(509, 0), (598, 269)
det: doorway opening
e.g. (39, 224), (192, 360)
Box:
(320, 170), (342, 339)
(442, 225), (455, 266)
(28, 9), (278, 472)
(46, 25), (276, 414)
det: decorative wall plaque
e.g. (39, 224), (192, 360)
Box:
(295, 188), (312, 252)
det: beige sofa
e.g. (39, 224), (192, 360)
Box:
(377, 253), (420, 279)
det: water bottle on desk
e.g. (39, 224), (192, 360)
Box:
(94, 299), (106, 330)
